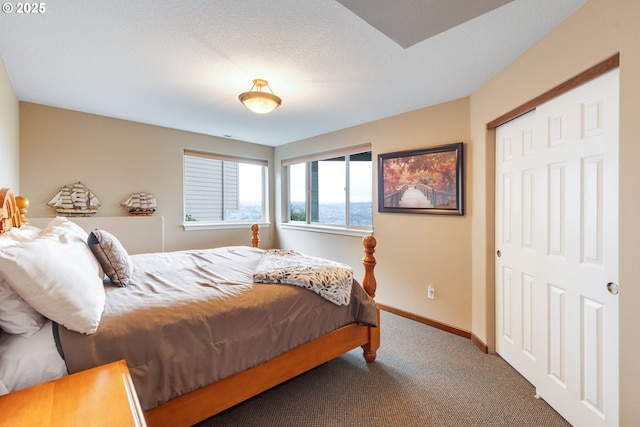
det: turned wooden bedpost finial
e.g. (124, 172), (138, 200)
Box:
(362, 235), (377, 298)
(251, 223), (260, 248)
(15, 195), (29, 225)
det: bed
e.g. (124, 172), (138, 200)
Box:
(0, 188), (379, 427)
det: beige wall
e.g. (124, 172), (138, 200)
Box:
(275, 98), (472, 331)
(470, 0), (639, 424)
(19, 103), (276, 251)
(0, 56), (19, 190)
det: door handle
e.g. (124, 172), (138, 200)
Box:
(496, 250), (502, 258)
(606, 282), (619, 295)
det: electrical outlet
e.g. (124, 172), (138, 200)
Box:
(427, 284), (435, 299)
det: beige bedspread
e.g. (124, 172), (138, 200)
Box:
(55, 246), (377, 411)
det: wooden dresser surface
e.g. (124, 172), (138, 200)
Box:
(0, 359), (146, 427)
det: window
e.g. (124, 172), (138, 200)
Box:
(184, 150), (267, 224)
(285, 146), (372, 229)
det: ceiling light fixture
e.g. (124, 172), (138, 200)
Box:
(238, 79), (282, 114)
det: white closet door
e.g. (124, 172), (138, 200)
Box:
(495, 110), (538, 385)
(535, 68), (619, 427)
(496, 69), (619, 427)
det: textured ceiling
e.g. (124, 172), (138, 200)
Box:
(0, 0), (588, 146)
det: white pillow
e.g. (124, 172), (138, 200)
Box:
(42, 217), (105, 279)
(0, 217), (105, 334)
(0, 226), (46, 335)
(2, 225), (41, 241)
(0, 279), (45, 335)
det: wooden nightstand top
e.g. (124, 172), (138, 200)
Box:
(0, 359), (146, 427)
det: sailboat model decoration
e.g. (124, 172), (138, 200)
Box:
(121, 192), (157, 215)
(47, 182), (100, 216)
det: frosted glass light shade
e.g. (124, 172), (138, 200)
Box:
(238, 79), (282, 114)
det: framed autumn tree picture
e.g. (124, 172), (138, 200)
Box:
(378, 142), (463, 215)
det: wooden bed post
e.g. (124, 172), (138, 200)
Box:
(15, 195), (29, 225)
(362, 235), (376, 298)
(361, 234), (379, 363)
(250, 223), (260, 248)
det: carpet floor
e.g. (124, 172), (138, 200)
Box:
(197, 310), (571, 426)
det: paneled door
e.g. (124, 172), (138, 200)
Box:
(496, 69), (619, 426)
(495, 109), (538, 386)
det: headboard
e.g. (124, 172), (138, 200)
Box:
(0, 189), (24, 234)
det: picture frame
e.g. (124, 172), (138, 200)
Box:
(378, 142), (463, 215)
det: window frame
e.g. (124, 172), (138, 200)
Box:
(282, 144), (373, 237)
(183, 149), (269, 230)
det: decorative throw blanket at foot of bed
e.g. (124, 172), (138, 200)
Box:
(253, 249), (353, 306)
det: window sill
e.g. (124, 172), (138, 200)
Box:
(279, 223), (373, 238)
(182, 221), (270, 231)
